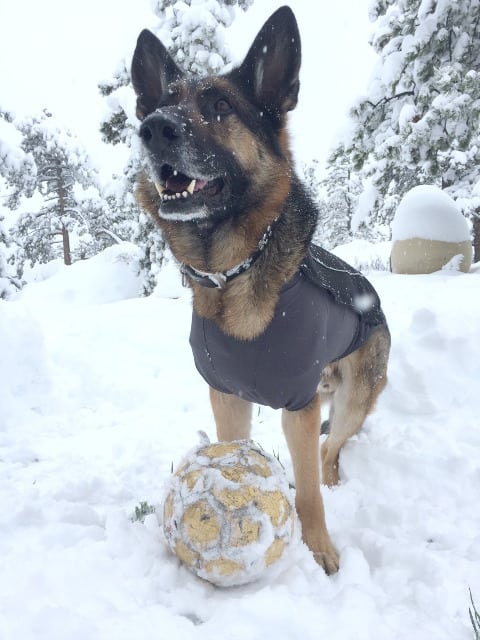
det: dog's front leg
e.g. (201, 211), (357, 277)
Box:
(282, 393), (339, 574)
(209, 387), (252, 441)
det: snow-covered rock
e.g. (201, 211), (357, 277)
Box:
(391, 185), (473, 273)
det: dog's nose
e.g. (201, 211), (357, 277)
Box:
(139, 111), (184, 148)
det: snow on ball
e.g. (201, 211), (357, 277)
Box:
(163, 439), (296, 587)
(391, 185), (472, 274)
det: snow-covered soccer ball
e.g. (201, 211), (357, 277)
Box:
(163, 439), (296, 587)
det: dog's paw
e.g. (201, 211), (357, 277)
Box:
(320, 439), (340, 487)
(322, 463), (340, 488)
(301, 521), (340, 575)
(313, 543), (340, 575)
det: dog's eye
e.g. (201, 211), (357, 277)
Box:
(214, 98), (232, 114)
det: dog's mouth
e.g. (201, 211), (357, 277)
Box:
(154, 164), (225, 204)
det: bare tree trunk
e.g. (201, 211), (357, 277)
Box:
(473, 212), (480, 264)
(56, 161), (72, 266)
(61, 224), (72, 266)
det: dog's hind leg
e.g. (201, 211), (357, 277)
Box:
(320, 327), (390, 487)
(282, 393), (339, 574)
(209, 387), (252, 441)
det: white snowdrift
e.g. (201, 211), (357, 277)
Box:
(1, 249), (480, 640)
(17, 243), (144, 306)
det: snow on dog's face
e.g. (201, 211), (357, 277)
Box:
(131, 7), (301, 225)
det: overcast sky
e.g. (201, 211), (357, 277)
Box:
(0, 0), (376, 169)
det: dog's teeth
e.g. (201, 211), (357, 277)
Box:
(173, 170), (178, 176)
(176, 193), (181, 199)
(182, 191), (188, 198)
(155, 182), (165, 196)
(187, 180), (196, 195)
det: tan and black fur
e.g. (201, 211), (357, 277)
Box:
(131, 6), (390, 574)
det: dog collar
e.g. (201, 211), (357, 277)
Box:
(181, 218), (279, 289)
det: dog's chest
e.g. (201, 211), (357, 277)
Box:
(189, 272), (359, 411)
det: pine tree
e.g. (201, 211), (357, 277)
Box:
(100, 0), (254, 293)
(151, 0), (253, 76)
(0, 111), (37, 208)
(1, 112), (34, 293)
(0, 218), (16, 299)
(12, 112), (113, 267)
(327, 0), (480, 243)
(318, 147), (361, 248)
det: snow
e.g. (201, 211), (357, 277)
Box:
(398, 103), (417, 130)
(1, 245), (480, 639)
(332, 239), (391, 271)
(392, 185), (472, 242)
(17, 243), (144, 306)
(351, 177), (378, 232)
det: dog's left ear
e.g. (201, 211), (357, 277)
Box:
(131, 29), (184, 119)
(232, 6), (301, 116)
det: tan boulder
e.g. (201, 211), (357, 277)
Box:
(391, 237), (472, 274)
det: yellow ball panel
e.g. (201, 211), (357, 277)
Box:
(175, 540), (199, 567)
(204, 558), (243, 578)
(183, 501), (220, 546)
(265, 538), (286, 567)
(199, 442), (239, 459)
(229, 517), (260, 547)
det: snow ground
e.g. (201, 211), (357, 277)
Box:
(1, 244), (479, 639)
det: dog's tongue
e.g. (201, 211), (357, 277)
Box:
(194, 179), (208, 192)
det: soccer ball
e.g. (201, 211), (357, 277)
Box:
(163, 439), (296, 587)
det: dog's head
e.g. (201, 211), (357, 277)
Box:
(131, 6), (301, 224)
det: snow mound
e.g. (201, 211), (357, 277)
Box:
(153, 255), (184, 299)
(18, 243), (144, 306)
(0, 301), (51, 424)
(332, 239), (391, 272)
(391, 185), (471, 242)
(1, 241), (480, 638)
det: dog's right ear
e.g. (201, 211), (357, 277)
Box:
(131, 29), (184, 120)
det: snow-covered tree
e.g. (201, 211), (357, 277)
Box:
(0, 111), (36, 209)
(100, 0), (254, 292)
(0, 218), (15, 299)
(316, 147), (361, 248)
(151, 0), (253, 76)
(327, 0), (480, 243)
(11, 112), (113, 267)
(1, 111), (34, 293)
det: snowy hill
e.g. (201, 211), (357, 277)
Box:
(1, 246), (479, 639)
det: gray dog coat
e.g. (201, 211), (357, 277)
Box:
(189, 245), (387, 412)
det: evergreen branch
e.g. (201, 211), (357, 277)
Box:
(469, 588), (480, 639)
(4, 275), (22, 290)
(96, 228), (124, 244)
(365, 90), (415, 110)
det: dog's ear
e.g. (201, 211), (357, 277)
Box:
(131, 29), (184, 120)
(233, 6), (301, 116)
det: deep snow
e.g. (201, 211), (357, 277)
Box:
(1, 243), (480, 639)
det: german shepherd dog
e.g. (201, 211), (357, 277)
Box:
(131, 6), (390, 574)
